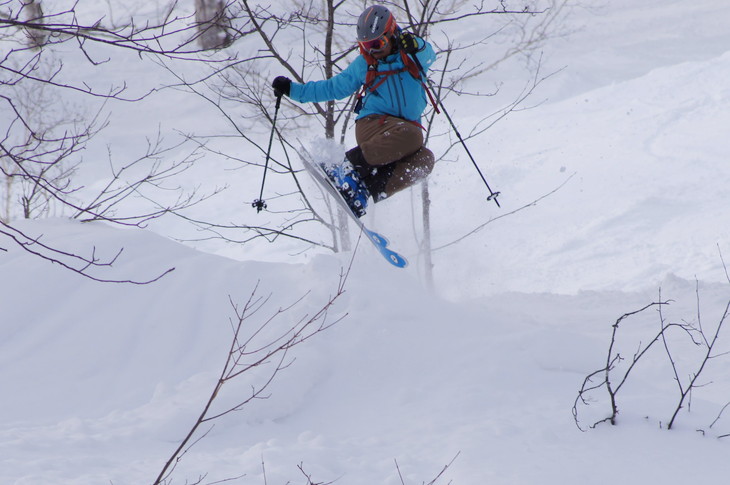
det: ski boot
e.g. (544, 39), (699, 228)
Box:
(325, 160), (371, 217)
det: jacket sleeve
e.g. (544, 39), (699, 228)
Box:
(289, 56), (367, 103)
(413, 37), (437, 73)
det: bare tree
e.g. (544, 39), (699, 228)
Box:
(572, 301), (672, 430)
(0, 218), (175, 283)
(573, 278), (730, 433)
(0, 0), (244, 281)
(227, 0), (359, 252)
(150, 249), (460, 484)
(663, 282), (730, 430)
(148, 0), (361, 253)
(395, 453), (460, 485)
(1, 50), (96, 222)
(153, 261), (352, 484)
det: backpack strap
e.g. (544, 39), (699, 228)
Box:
(401, 49), (441, 115)
(355, 39), (440, 114)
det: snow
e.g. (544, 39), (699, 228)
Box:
(4, 1), (730, 484)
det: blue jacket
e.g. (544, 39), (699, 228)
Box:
(289, 38), (437, 123)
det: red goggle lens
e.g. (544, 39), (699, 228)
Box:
(360, 35), (388, 52)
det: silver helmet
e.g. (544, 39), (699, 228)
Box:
(356, 5), (397, 42)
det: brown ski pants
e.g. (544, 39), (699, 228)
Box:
(352, 114), (435, 201)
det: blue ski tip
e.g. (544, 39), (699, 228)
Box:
(385, 250), (408, 268)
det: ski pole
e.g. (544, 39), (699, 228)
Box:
(253, 93), (283, 213)
(410, 54), (501, 208)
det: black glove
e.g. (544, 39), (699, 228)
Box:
(272, 76), (291, 97)
(398, 32), (419, 55)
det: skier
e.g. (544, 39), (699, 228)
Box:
(272, 5), (437, 217)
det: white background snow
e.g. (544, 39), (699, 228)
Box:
(3, 1), (730, 484)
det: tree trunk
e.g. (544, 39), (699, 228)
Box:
(323, 0), (350, 251)
(421, 179), (434, 291)
(194, 0), (232, 50)
(23, 0), (48, 48)
(2, 168), (12, 223)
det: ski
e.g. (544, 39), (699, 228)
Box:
(299, 146), (408, 268)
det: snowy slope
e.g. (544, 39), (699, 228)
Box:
(429, 49), (730, 297)
(3, 1), (730, 484)
(3, 220), (730, 485)
(422, 0), (730, 298)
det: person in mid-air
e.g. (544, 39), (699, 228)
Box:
(272, 4), (437, 217)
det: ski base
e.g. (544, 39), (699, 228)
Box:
(363, 228), (408, 268)
(299, 146), (408, 268)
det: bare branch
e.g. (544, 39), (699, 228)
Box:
(153, 256), (354, 484)
(0, 219), (174, 284)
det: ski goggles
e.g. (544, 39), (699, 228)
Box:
(359, 34), (391, 54)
